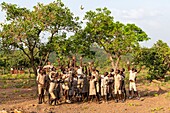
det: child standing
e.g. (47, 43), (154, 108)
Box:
(120, 68), (126, 102)
(114, 69), (122, 103)
(36, 69), (45, 104)
(101, 72), (109, 103)
(89, 76), (98, 103)
(127, 61), (141, 99)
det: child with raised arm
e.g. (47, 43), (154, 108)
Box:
(127, 61), (142, 99)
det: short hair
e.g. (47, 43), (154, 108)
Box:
(132, 68), (135, 71)
(122, 68), (125, 72)
(104, 72), (108, 76)
(117, 69), (120, 74)
(110, 68), (114, 72)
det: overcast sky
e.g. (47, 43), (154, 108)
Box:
(0, 0), (170, 47)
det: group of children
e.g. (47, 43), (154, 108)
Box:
(36, 57), (141, 105)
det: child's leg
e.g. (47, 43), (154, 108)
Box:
(115, 93), (118, 103)
(124, 88), (127, 99)
(38, 94), (42, 104)
(88, 95), (91, 102)
(105, 94), (108, 102)
(38, 86), (42, 104)
(41, 88), (45, 103)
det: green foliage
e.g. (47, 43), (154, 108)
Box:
(134, 40), (170, 80)
(0, 0), (80, 75)
(83, 7), (149, 68)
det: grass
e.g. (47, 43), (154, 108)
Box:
(13, 89), (20, 93)
(128, 103), (142, 106)
(1, 84), (10, 89)
(160, 82), (166, 86)
(150, 107), (164, 112)
(0, 74), (35, 80)
(165, 91), (170, 99)
(81, 106), (89, 110)
(14, 80), (36, 88)
(1, 92), (6, 95)
(0, 74), (36, 89)
(153, 93), (159, 97)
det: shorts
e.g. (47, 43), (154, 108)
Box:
(114, 85), (121, 94)
(38, 84), (44, 95)
(129, 82), (137, 91)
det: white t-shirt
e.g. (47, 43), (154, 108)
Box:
(77, 67), (83, 74)
(92, 71), (99, 81)
(36, 73), (45, 85)
(129, 70), (137, 81)
(114, 74), (122, 86)
(101, 75), (108, 87)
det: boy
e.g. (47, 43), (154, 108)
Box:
(101, 72), (109, 103)
(120, 68), (126, 102)
(36, 69), (45, 104)
(114, 69), (122, 103)
(108, 69), (114, 100)
(49, 71), (57, 104)
(127, 61), (142, 99)
(91, 67), (100, 101)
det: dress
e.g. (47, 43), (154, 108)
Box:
(89, 79), (96, 95)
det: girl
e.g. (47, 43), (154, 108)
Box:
(89, 76), (98, 103)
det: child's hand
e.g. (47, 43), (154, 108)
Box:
(142, 65), (145, 69)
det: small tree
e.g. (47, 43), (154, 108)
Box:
(134, 40), (170, 80)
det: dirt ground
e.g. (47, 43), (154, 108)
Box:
(0, 81), (170, 113)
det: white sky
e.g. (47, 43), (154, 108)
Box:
(0, 0), (170, 47)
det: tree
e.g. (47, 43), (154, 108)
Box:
(134, 40), (170, 80)
(0, 0), (80, 75)
(83, 7), (150, 70)
(49, 30), (95, 67)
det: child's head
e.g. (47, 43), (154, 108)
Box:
(39, 69), (43, 74)
(132, 68), (135, 72)
(91, 75), (95, 79)
(121, 68), (125, 72)
(115, 69), (120, 74)
(110, 68), (114, 72)
(104, 72), (108, 76)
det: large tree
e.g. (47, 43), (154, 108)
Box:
(0, 0), (80, 75)
(83, 7), (150, 69)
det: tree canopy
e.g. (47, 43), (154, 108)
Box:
(83, 8), (150, 69)
(133, 40), (170, 80)
(0, 0), (80, 75)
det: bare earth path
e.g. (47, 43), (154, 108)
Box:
(0, 82), (170, 113)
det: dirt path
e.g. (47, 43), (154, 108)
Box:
(0, 83), (170, 113)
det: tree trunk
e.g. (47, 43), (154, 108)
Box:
(114, 56), (121, 71)
(109, 54), (115, 68)
(30, 50), (37, 76)
(43, 52), (50, 66)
